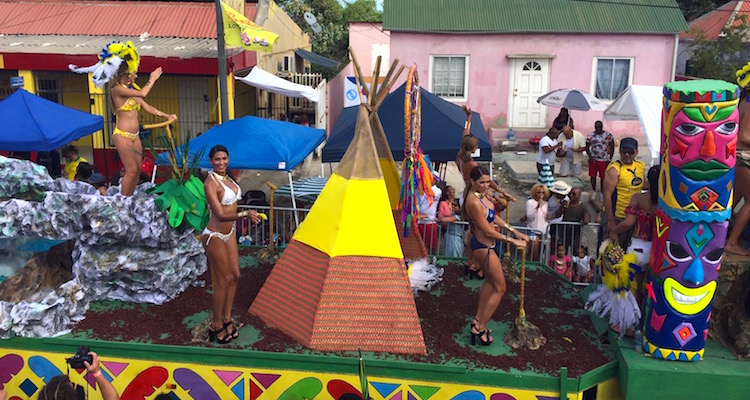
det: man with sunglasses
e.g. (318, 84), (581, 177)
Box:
(602, 137), (646, 248)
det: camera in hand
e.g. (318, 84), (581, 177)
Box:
(66, 345), (93, 369)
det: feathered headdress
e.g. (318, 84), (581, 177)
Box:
(737, 61), (750, 89)
(69, 40), (140, 88)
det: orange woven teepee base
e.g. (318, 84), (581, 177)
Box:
(249, 240), (426, 355)
(393, 210), (429, 260)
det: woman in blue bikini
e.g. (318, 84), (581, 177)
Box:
(203, 145), (260, 344)
(464, 166), (529, 346)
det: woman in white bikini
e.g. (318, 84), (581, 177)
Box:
(203, 145), (260, 344)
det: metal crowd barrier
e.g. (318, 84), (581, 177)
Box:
(234, 205), (600, 286)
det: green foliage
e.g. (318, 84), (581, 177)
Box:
(677, 0), (725, 22)
(144, 129), (209, 232)
(277, 0), (381, 79)
(688, 16), (750, 81)
(343, 0), (382, 22)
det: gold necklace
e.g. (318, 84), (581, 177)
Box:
(213, 171), (227, 181)
(474, 192), (483, 199)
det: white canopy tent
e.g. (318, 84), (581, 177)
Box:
(235, 66), (320, 103)
(603, 85), (663, 164)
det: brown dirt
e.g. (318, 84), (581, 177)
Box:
(73, 248), (611, 377)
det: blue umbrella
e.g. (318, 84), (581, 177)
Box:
(0, 89), (103, 151)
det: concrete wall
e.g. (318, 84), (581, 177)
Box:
(389, 32), (677, 144)
(255, 0), (311, 74)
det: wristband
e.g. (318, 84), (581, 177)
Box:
(238, 211), (248, 218)
(92, 370), (102, 378)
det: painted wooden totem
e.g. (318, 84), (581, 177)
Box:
(644, 80), (739, 361)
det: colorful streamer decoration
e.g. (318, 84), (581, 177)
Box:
(398, 67), (434, 237)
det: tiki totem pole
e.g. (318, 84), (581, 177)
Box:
(644, 80), (739, 361)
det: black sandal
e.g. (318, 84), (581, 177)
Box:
(472, 318), (492, 334)
(464, 264), (485, 280)
(223, 320), (239, 339)
(470, 323), (493, 346)
(208, 324), (232, 344)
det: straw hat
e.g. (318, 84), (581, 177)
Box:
(549, 180), (572, 196)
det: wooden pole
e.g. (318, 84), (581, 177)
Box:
(348, 47), (369, 98)
(369, 55), (382, 106)
(372, 65), (405, 112)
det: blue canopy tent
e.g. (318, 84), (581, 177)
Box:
(155, 115), (326, 224)
(323, 83), (493, 164)
(0, 89), (103, 151)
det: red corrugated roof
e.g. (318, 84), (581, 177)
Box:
(682, 0), (750, 40)
(0, 0), (257, 39)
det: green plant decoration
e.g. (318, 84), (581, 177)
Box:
(144, 123), (209, 232)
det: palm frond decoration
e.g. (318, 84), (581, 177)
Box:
(143, 123), (209, 232)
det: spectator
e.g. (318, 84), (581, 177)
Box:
(279, 112), (287, 122)
(88, 173), (108, 195)
(438, 186), (464, 258)
(602, 137), (646, 248)
(526, 183), (550, 259)
(547, 180), (572, 221)
(550, 187), (590, 250)
(299, 114), (310, 127)
(552, 107), (575, 130)
(37, 351), (120, 400)
(537, 127), (562, 176)
(37, 149), (62, 178)
(586, 121), (615, 193)
(556, 125), (587, 177)
(63, 145), (87, 180)
(549, 242), (572, 280)
(417, 176), (442, 252)
(75, 161), (93, 182)
(572, 245), (594, 283)
(609, 166), (659, 268)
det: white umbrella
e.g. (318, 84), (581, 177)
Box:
(537, 88), (606, 112)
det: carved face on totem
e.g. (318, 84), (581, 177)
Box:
(650, 210), (725, 316)
(661, 100), (738, 213)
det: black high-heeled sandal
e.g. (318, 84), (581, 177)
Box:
(472, 318), (492, 334)
(470, 324), (493, 346)
(464, 264), (485, 280)
(208, 324), (233, 344)
(223, 320), (239, 339)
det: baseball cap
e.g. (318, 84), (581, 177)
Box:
(620, 137), (638, 151)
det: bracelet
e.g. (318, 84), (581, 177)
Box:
(156, 111), (163, 117)
(504, 223), (514, 232)
(92, 370), (102, 378)
(238, 211), (248, 218)
(464, 121), (471, 129)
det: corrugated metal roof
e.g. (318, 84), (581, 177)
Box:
(0, 35), (217, 58)
(682, 1), (749, 40)
(383, 0), (689, 34)
(0, 0), (245, 39)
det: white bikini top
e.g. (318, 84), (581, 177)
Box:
(210, 171), (242, 205)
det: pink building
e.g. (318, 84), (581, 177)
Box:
(332, 0), (688, 149)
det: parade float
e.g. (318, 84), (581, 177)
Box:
(1, 65), (749, 399)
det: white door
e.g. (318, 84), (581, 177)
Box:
(509, 59), (549, 129)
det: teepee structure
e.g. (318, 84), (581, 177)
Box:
(249, 53), (426, 354)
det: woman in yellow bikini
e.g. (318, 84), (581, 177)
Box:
(110, 65), (176, 196)
(69, 40), (176, 196)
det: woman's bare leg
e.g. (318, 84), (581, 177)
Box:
(473, 249), (506, 330)
(222, 233), (241, 324)
(113, 135), (143, 196)
(203, 235), (230, 339)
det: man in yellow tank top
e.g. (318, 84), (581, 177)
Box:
(602, 137), (646, 247)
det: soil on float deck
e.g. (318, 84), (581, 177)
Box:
(73, 248), (612, 378)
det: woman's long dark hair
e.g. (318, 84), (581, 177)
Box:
(461, 165), (490, 221)
(648, 166), (659, 205)
(38, 375), (77, 400)
(208, 145), (236, 183)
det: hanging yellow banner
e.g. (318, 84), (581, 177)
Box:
(221, 1), (279, 53)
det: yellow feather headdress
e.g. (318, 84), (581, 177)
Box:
(68, 40), (141, 88)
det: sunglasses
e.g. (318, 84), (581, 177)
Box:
(621, 149), (636, 155)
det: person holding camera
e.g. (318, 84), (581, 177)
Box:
(38, 350), (120, 400)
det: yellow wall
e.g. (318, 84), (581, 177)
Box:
(64, 73), (95, 149)
(257, 0), (311, 74)
(17, 70), (35, 93)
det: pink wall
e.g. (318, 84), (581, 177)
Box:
(389, 32), (677, 144)
(327, 22), (390, 133)
(349, 22), (390, 76)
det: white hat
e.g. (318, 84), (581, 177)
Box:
(549, 180), (572, 195)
